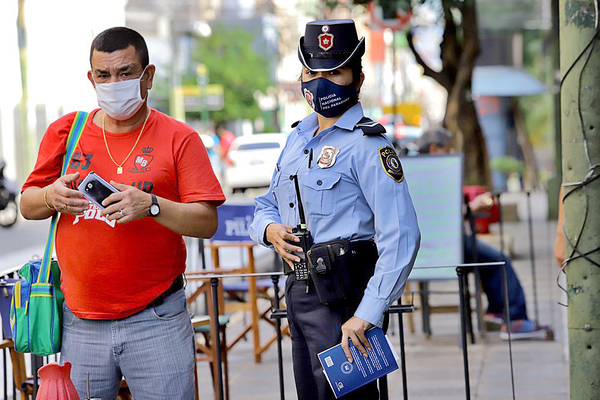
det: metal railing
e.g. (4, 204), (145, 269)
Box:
(1, 260), (514, 400)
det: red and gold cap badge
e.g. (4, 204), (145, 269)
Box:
(318, 25), (334, 51)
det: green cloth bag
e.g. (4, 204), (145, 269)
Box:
(10, 111), (88, 356)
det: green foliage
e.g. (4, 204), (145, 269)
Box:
(490, 156), (525, 175)
(477, 0), (539, 31)
(518, 95), (552, 147)
(518, 29), (553, 148)
(193, 25), (273, 124)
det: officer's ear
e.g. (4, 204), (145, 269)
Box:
(356, 72), (365, 92)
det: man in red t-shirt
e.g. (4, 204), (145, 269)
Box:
(20, 27), (225, 400)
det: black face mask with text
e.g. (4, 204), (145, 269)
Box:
(301, 77), (357, 118)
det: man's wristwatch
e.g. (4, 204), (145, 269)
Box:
(149, 194), (160, 217)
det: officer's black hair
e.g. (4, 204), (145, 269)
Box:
(347, 58), (363, 97)
(90, 27), (149, 69)
(417, 127), (453, 153)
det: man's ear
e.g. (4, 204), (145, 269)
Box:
(87, 70), (96, 88)
(144, 65), (156, 90)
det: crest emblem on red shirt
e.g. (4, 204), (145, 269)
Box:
(303, 88), (315, 109)
(130, 146), (154, 173)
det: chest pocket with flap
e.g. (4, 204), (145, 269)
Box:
(300, 171), (342, 218)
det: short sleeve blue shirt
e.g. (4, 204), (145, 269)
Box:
(250, 103), (421, 327)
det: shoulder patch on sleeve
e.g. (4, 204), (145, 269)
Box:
(291, 120), (301, 128)
(378, 146), (404, 182)
(356, 117), (386, 136)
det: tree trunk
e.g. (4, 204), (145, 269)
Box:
(443, 1), (491, 187)
(447, 92), (491, 187)
(408, 0), (491, 188)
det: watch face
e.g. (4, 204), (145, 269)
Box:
(150, 204), (160, 216)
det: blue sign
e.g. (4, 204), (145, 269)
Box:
(212, 204), (255, 242)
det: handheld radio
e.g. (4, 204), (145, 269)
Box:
(286, 175), (313, 280)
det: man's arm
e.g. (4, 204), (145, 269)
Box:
(101, 181), (219, 238)
(21, 172), (89, 220)
(152, 198), (218, 239)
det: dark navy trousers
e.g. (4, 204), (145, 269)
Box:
(464, 236), (528, 321)
(285, 275), (379, 400)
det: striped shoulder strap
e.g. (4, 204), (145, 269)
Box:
(38, 111), (89, 284)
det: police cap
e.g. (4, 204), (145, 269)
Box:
(298, 19), (365, 72)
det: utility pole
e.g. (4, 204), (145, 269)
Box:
(559, 1), (600, 398)
(16, 0), (32, 183)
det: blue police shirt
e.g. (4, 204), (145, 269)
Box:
(249, 103), (421, 328)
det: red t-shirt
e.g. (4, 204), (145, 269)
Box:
(22, 109), (225, 320)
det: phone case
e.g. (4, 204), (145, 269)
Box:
(77, 171), (119, 209)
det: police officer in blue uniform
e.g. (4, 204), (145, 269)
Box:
(250, 19), (421, 399)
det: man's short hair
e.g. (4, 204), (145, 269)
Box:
(90, 27), (149, 68)
(417, 127), (453, 154)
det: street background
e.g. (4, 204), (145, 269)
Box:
(0, 201), (568, 399)
(0, 0), (578, 398)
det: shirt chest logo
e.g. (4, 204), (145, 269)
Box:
(317, 146), (340, 169)
(128, 146), (154, 173)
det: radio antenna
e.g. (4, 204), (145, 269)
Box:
(292, 175), (307, 229)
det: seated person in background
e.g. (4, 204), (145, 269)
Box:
(416, 128), (550, 340)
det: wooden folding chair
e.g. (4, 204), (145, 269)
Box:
(197, 204), (289, 363)
(186, 276), (230, 400)
(0, 339), (33, 400)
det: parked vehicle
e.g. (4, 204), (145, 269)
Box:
(223, 134), (287, 193)
(0, 161), (18, 228)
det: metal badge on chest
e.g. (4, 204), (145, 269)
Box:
(317, 146), (339, 169)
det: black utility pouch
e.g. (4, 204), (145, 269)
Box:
(307, 239), (353, 305)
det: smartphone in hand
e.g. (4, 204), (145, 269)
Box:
(78, 172), (119, 209)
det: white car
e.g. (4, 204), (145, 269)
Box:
(224, 133), (287, 192)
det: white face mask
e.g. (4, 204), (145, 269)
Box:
(93, 66), (148, 121)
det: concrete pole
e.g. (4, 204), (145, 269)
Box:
(559, 1), (600, 398)
(16, 0), (32, 183)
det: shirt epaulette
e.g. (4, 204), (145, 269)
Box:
(355, 117), (386, 136)
(291, 120), (301, 128)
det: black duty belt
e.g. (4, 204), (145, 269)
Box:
(348, 240), (378, 264)
(284, 240), (377, 276)
(147, 275), (184, 308)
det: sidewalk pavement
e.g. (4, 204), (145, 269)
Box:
(195, 218), (568, 400)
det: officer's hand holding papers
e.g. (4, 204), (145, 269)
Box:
(319, 326), (399, 398)
(341, 316), (373, 361)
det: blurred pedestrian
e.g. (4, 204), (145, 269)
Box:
(20, 27), (225, 399)
(215, 124), (236, 165)
(250, 19), (420, 399)
(416, 127), (550, 340)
